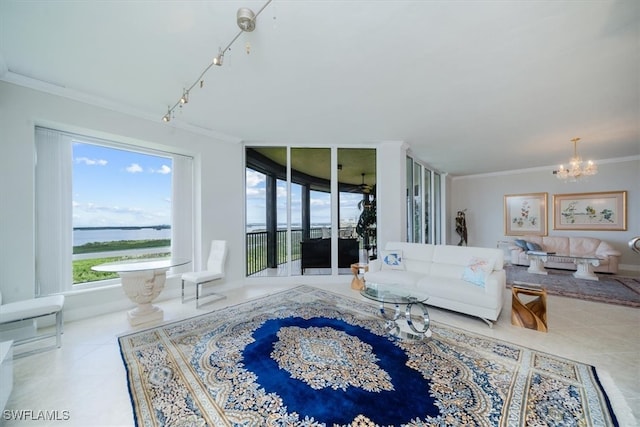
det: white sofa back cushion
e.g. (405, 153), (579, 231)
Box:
(384, 242), (434, 275)
(432, 245), (504, 271)
(570, 237), (601, 256)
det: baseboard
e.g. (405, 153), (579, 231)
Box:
(619, 263), (640, 273)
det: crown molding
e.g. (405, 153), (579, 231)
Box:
(452, 155), (640, 181)
(0, 71), (242, 143)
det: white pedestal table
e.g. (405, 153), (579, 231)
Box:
(92, 258), (190, 326)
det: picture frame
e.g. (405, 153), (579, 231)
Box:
(504, 193), (548, 236)
(553, 191), (627, 231)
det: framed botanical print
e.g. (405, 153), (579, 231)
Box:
(553, 191), (627, 231)
(504, 193), (548, 236)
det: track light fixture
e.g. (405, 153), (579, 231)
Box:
(180, 89), (189, 105)
(161, 0), (272, 123)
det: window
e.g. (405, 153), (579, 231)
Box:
(35, 127), (193, 295)
(245, 146), (375, 277)
(406, 156), (442, 244)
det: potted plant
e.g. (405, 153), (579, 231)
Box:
(356, 190), (376, 259)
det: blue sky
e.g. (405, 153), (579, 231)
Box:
(72, 142), (172, 227)
(72, 142), (364, 229)
(245, 169), (363, 227)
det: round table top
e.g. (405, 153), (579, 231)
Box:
(91, 257), (191, 273)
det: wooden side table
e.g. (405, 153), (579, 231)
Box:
(350, 263), (368, 290)
(511, 283), (547, 332)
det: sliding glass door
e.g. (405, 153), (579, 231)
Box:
(245, 146), (375, 277)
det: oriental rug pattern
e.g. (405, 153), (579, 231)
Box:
(119, 285), (618, 426)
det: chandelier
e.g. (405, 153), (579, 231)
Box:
(555, 137), (597, 181)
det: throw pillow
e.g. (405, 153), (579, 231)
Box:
(514, 239), (528, 250)
(380, 250), (404, 270)
(525, 242), (543, 252)
(461, 257), (492, 287)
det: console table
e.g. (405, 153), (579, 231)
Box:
(92, 258), (190, 326)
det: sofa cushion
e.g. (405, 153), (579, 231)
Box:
(461, 257), (492, 287)
(525, 241), (543, 251)
(380, 250), (405, 270)
(416, 276), (499, 309)
(364, 269), (424, 287)
(540, 236), (569, 254)
(570, 237), (601, 256)
(514, 239), (528, 250)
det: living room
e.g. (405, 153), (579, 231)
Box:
(0, 1), (639, 425)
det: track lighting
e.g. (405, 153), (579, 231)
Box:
(161, 0), (272, 123)
(237, 8), (256, 32)
(180, 90), (189, 105)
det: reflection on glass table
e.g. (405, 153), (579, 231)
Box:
(361, 283), (431, 340)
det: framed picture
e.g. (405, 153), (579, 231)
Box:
(504, 193), (548, 236)
(553, 191), (627, 231)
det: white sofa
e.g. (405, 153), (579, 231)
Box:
(364, 242), (505, 326)
(509, 236), (621, 274)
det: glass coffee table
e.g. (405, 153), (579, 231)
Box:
(361, 283), (432, 340)
(526, 252), (601, 281)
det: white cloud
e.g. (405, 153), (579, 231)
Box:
(246, 170), (265, 187)
(126, 163), (143, 173)
(75, 157), (107, 166)
(246, 187), (264, 197)
(152, 165), (171, 174)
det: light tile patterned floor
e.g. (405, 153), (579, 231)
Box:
(4, 281), (639, 426)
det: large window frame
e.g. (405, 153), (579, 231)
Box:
(406, 155), (443, 244)
(34, 127), (194, 295)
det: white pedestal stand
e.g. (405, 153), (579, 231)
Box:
(119, 269), (168, 326)
(527, 255), (548, 275)
(573, 259), (600, 281)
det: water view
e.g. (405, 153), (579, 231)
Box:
(73, 227), (171, 246)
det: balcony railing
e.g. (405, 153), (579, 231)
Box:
(245, 227), (355, 276)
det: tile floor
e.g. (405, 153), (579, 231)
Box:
(3, 281), (639, 426)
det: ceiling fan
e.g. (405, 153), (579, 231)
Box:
(359, 173), (373, 194)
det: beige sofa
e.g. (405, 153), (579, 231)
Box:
(510, 236), (621, 274)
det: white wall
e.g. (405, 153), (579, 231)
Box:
(450, 158), (640, 271)
(0, 81), (413, 321)
(0, 82), (247, 317)
(2, 79), (636, 322)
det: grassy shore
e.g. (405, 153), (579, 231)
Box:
(73, 239), (170, 254)
(73, 239), (170, 284)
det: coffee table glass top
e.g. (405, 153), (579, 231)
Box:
(361, 283), (428, 305)
(526, 252), (600, 262)
(92, 257), (190, 273)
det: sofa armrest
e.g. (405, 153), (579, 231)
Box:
(484, 270), (506, 298)
(595, 241), (622, 258)
(368, 259), (382, 272)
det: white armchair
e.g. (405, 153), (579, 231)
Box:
(181, 240), (228, 308)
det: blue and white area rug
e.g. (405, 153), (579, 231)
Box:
(119, 285), (618, 426)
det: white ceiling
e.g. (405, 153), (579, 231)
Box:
(1, 0), (638, 176)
